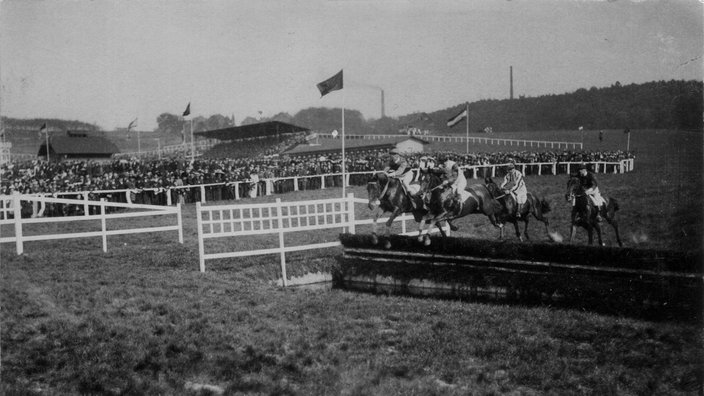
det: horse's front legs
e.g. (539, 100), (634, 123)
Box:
(594, 224), (605, 246)
(371, 208), (383, 245)
(609, 219), (623, 247)
(522, 219), (530, 241)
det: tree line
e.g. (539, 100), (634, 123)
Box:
(3, 79), (701, 141)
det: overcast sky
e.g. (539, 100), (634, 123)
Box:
(1, 0), (702, 131)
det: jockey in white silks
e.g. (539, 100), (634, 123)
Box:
(500, 159), (528, 218)
(577, 163), (606, 221)
(384, 148), (419, 209)
(441, 158), (467, 194)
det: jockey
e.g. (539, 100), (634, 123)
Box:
(384, 148), (418, 208)
(441, 157), (467, 195)
(577, 163), (606, 222)
(500, 159), (527, 218)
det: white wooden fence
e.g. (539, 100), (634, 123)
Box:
(196, 194), (447, 284)
(318, 133), (584, 150)
(0, 193), (183, 254)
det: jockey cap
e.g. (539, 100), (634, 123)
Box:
(507, 159), (515, 169)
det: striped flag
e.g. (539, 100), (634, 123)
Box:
(446, 109), (468, 128)
(317, 70), (343, 97)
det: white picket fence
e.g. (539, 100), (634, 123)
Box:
(196, 194), (447, 284)
(0, 193), (183, 254)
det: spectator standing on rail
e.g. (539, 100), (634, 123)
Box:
(500, 159), (528, 218)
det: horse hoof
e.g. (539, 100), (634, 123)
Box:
(423, 238), (431, 247)
(371, 235), (379, 245)
(417, 235), (424, 243)
(384, 240), (392, 250)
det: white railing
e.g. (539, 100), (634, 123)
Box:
(196, 194), (448, 283)
(0, 159), (634, 215)
(317, 133), (583, 150)
(0, 193), (183, 254)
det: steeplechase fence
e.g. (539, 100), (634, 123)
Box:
(0, 193), (183, 254)
(195, 194), (448, 283)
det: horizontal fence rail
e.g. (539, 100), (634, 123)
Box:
(0, 193), (183, 254)
(1, 160), (634, 218)
(317, 133), (584, 150)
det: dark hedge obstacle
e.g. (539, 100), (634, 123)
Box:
(336, 233), (702, 322)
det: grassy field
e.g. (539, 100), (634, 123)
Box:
(1, 129), (702, 395)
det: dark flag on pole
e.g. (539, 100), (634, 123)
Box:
(317, 70), (343, 97)
(183, 103), (191, 117)
(38, 123), (47, 139)
(127, 118), (137, 140)
(623, 127), (630, 134)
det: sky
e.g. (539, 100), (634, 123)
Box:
(1, 0), (702, 131)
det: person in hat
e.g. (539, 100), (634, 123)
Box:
(384, 148), (419, 208)
(500, 158), (527, 218)
(440, 156), (467, 196)
(576, 163), (606, 222)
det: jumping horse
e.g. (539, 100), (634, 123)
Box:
(484, 177), (552, 241)
(565, 175), (623, 247)
(421, 178), (502, 246)
(367, 171), (449, 248)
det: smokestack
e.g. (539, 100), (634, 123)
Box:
(510, 66), (514, 100)
(380, 89), (386, 118)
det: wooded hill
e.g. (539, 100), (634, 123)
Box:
(2, 80), (701, 142)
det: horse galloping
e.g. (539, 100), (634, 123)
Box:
(367, 171), (447, 248)
(484, 176), (551, 241)
(421, 180), (502, 245)
(565, 176), (623, 247)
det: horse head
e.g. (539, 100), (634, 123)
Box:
(565, 176), (583, 203)
(367, 172), (386, 210)
(483, 176), (500, 198)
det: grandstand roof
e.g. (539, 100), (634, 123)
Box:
(39, 135), (119, 157)
(195, 121), (310, 141)
(283, 136), (429, 156)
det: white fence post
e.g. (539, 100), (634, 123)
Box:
(177, 203), (184, 244)
(100, 198), (107, 252)
(83, 193), (90, 216)
(13, 192), (23, 255)
(200, 186), (207, 203)
(347, 193), (356, 234)
(320, 175), (326, 190)
(275, 198), (288, 287)
(196, 202), (205, 273)
(166, 189), (173, 206)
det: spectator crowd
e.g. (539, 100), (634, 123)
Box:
(1, 148), (633, 198)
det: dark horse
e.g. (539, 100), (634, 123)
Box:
(484, 176), (552, 241)
(367, 171), (448, 248)
(565, 176), (623, 247)
(421, 179), (502, 246)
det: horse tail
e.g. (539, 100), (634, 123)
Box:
(609, 197), (620, 212)
(540, 198), (551, 214)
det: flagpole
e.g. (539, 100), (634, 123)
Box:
(626, 131), (630, 152)
(190, 119), (194, 162)
(341, 91), (346, 198)
(465, 102), (469, 154)
(45, 125), (50, 162)
(137, 130), (141, 154)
